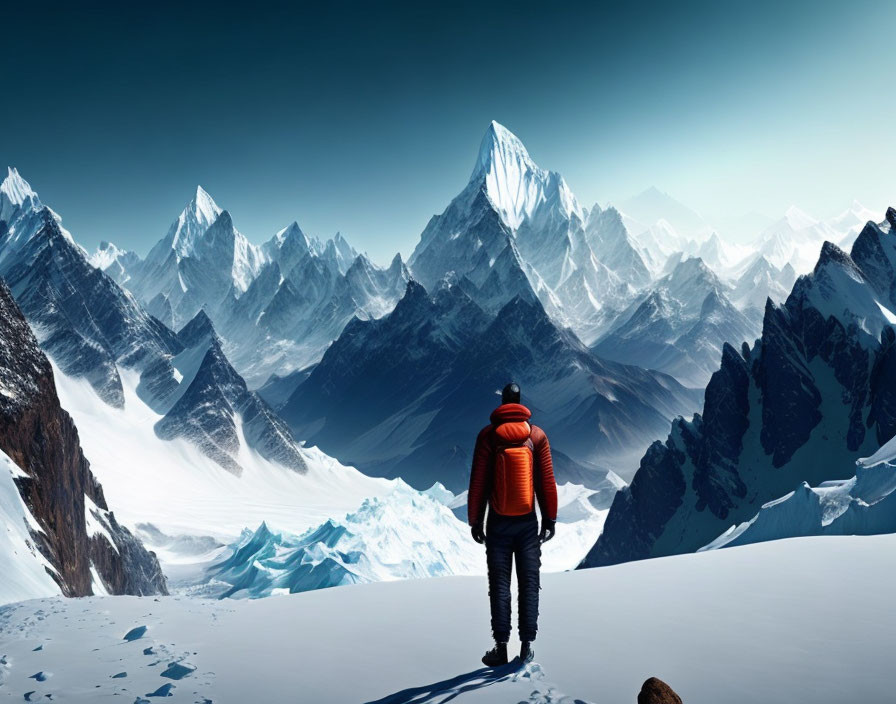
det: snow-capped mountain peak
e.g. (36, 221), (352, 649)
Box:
(273, 221), (311, 248)
(171, 186), (224, 258)
(90, 240), (126, 268)
(782, 205), (818, 230)
(192, 185), (222, 225)
(473, 120), (538, 180)
(469, 120), (580, 230)
(1, 167), (37, 207)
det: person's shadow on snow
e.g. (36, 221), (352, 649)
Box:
(363, 659), (527, 704)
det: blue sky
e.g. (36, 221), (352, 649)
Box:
(2, 0), (895, 264)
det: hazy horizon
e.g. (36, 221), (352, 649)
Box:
(3, 0), (895, 264)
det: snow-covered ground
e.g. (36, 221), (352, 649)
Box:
(52, 366), (392, 543)
(1, 534), (893, 703)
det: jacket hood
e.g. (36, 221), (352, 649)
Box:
(490, 403), (532, 425)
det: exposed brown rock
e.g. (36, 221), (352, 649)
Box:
(0, 279), (166, 596)
(638, 677), (683, 704)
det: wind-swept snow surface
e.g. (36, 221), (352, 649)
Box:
(2, 535), (895, 703)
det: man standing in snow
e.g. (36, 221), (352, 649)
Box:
(468, 382), (558, 666)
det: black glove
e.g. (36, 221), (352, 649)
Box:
(539, 518), (556, 544)
(471, 523), (486, 544)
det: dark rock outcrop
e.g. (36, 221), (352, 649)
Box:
(638, 677), (683, 704)
(0, 279), (167, 596)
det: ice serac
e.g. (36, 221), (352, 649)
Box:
(201, 481), (481, 597)
(282, 279), (701, 491)
(154, 311), (307, 474)
(702, 432), (896, 550)
(0, 279), (166, 599)
(582, 208), (896, 568)
(408, 121), (633, 344)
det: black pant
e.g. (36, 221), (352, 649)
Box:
(485, 512), (541, 643)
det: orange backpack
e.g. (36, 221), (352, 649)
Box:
(491, 421), (535, 516)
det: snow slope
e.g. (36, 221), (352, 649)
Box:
(52, 365), (392, 546)
(2, 534), (895, 703)
(0, 451), (59, 604)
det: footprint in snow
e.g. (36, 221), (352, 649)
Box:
(146, 682), (175, 697)
(160, 662), (195, 680)
(124, 626), (148, 642)
(29, 671), (51, 682)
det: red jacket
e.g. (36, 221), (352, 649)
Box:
(468, 403), (558, 525)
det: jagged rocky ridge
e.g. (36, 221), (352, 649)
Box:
(0, 279), (167, 596)
(583, 208), (896, 567)
(151, 311), (306, 474)
(0, 210), (180, 407)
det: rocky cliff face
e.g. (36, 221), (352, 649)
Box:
(584, 208), (896, 568)
(0, 279), (167, 596)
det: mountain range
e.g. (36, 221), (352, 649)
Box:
(584, 207), (896, 567)
(2, 118), (891, 608)
(93, 187), (410, 385)
(280, 280), (700, 490)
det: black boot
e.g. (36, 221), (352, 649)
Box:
(481, 642), (508, 667)
(520, 641), (534, 663)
